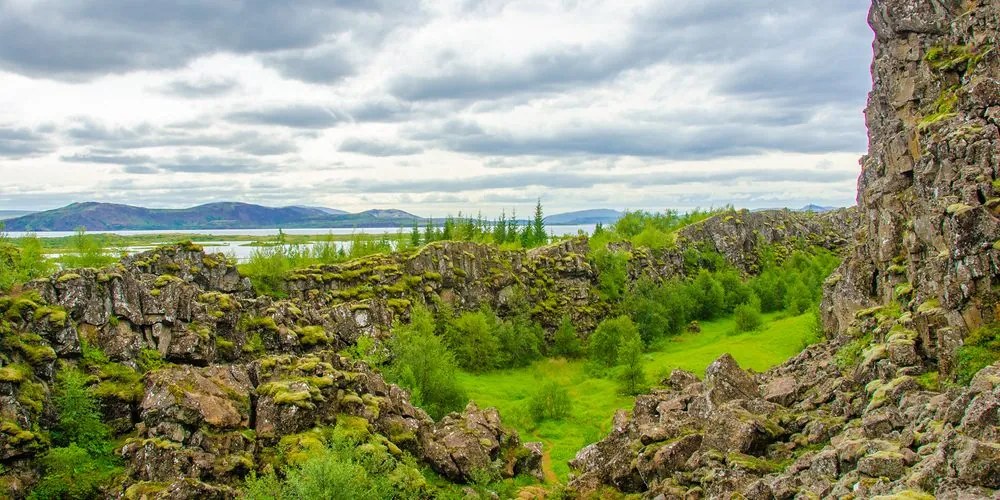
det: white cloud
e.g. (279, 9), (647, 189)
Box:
(0, 0), (872, 216)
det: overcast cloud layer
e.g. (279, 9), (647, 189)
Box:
(0, 0), (873, 215)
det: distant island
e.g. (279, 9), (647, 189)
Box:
(0, 202), (628, 232)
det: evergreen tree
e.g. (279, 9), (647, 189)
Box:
(532, 199), (546, 246)
(493, 211), (508, 244)
(424, 217), (435, 243)
(410, 221), (421, 247)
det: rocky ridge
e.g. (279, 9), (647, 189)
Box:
(0, 208), (851, 497)
(569, 0), (999, 497)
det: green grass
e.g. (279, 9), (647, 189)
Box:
(459, 311), (815, 481)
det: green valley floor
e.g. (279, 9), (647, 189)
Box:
(458, 312), (817, 480)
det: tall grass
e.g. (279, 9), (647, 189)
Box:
(0, 225), (54, 290)
(239, 232), (399, 296)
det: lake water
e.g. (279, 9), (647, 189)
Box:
(15, 225), (597, 263)
(6, 224), (596, 239)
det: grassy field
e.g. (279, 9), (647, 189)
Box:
(458, 311), (816, 481)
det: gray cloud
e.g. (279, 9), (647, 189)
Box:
(0, 125), (55, 158)
(157, 77), (239, 98)
(0, 0), (420, 81)
(336, 167), (857, 194)
(339, 137), (422, 156)
(407, 115), (864, 160)
(264, 45), (356, 84)
(64, 118), (299, 156)
(226, 105), (342, 129)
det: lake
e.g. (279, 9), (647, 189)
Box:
(14, 225), (598, 262)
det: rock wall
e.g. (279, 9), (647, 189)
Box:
(823, 0), (999, 376)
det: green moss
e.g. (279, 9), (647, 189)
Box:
(916, 299), (941, 314)
(296, 325), (328, 346)
(153, 274), (182, 288)
(238, 315), (279, 333)
(918, 86), (960, 131)
(33, 306), (68, 327)
(725, 452), (788, 474)
(215, 337), (235, 353)
(56, 273), (82, 283)
(423, 271), (443, 282)
(887, 264), (907, 275)
(836, 332), (874, 369)
(915, 371), (939, 391)
(197, 292), (236, 312)
(955, 323), (1000, 385)
(137, 348), (164, 373)
(124, 482), (169, 500)
(386, 298), (411, 314)
(243, 333), (265, 355)
(894, 283), (914, 299)
(0, 363), (28, 382)
(925, 44), (992, 73)
(946, 202), (974, 216)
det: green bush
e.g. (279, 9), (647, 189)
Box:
(733, 300), (764, 333)
(552, 316), (583, 358)
(588, 315), (641, 368)
(443, 309), (501, 372)
(244, 418), (429, 499)
(57, 227), (117, 270)
(31, 366), (122, 499)
(387, 305), (467, 419)
(616, 336), (646, 395)
(527, 382), (572, 422)
(590, 248), (629, 302)
(0, 233), (53, 291)
(495, 314), (543, 368)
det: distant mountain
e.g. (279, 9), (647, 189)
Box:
(0, 210), (35, 221)
(288, 205), (349, 215)
(798, 204), (838, 213)
(545, 209), (623, 225)
(2, 202), (426, 231)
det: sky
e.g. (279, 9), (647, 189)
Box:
(0, 0), (874, 216)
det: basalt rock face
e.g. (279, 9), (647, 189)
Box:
(284, 208), (856, 334)
(822, 0), (1000, 375)
(0, 244), (542, 497)
(569, 346), (1000, 498)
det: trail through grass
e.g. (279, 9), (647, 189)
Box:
(458, 311), (816, 481)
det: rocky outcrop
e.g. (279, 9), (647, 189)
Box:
(569, 345), (1000, 498)
(822, 0), (1000, 376)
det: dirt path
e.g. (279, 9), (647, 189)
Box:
(541, 448), (558, 484)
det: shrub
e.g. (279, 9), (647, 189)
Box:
(551, 316), (583, 358)
(495, 315), (544, 368)
(733, 300), (764, 333)
(689, 270), (725, 320)
(616, 336), (646, 395)
(527, 382), (572, 422)
(443, 309), (500, 372)
(387, 305), (467, 419)
(590, 248), (629, 302)
(588, 315), (641, 368)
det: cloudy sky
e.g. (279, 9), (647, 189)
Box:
(0, 0), (874, 216)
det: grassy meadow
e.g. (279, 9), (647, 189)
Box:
(459, 311), (816, 480)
